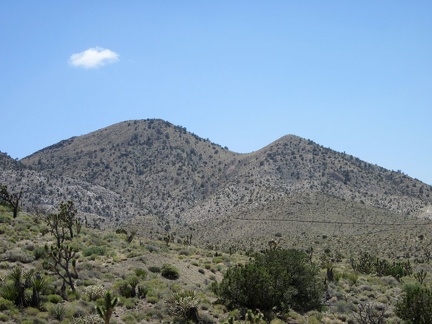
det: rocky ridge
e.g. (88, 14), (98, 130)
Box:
(1, 119), (431, 242)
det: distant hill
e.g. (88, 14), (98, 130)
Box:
(2, 119), (431, 243)
(0, 151), (23, 170)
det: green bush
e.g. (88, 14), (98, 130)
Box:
(49, 303), (66, 321)
(83, 246), (106, 257)
(147, 296), (159, 304)
(137, 284), (149, 299)
(134, 268), (147, 278)
(47, 294), (63, 304)
(351, 253), (412, 281)
(214, 249), (324, 313)
(0, 297), (14, 311)
(33, 246), (47, 260)
(396, 284), (432, 323)
(148, 266), (161, 273)
(161, 264), (180, 280)
(0, 313), (9, 322)
(116, 280), (134, 298)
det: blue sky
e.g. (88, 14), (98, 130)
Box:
(1, 1), (431, 185)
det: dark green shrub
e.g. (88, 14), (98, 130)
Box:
(214, 249), (324, 313)
(352, 253), (412, 281)
(0, 297), (14, 311)
(83, 246), (106, 257)
(396, 284), (432, 323)
(33, 246), (47, 260)
(117, 280), (133, 298)
(49, 303), (66, 321)
(148, 266), (161, 273)
(0, 313), (9, 322)
(147, 296), (159, 304)
(161, 264), (180, 280)
(47, 294), (63, 304)
(134, 268), (147, 278)
(137, 284), (149, 299)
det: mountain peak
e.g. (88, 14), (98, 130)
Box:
(1, 119), (430, 242)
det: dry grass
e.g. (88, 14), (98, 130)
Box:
(1, 197), (432, 323)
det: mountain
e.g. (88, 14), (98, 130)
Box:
(2, 119), (432, 244)
(0, 151), (23, 170)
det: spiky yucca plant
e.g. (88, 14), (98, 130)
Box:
(96, 291), (118, 324)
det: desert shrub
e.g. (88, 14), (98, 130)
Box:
(134, 268), (147, 278)
(213, 256), (224, 264)
(395, 284), (432, 323)
(84, 285), (106, 301)
(47, 294), (63, 304)
(0, 284), (18, 303)
(0, 297), (14, 311)
(146, 245), (159, 253)
(71, 315), (103, 324)
(123, 297), (137, 309)
(122, 313), (138, 323)
(351, 252), (375, 274)
(33, 246), (47, 260)
(167, 289), (198, 321)
(161, 264), (180, 280)
(214, 249), (324, 314)
(353, 302), (386, 324)
(352, 253), (412, 280)
(2, 247), (33, 263)
(147, 296), (159, 304)
(0, 313), (9, 322)
(178, 249), (190, 256)
(49, 303), (66, 321)
(116, 280), (134, 298)
(148, 266), (161, 273)
(344, 272), (359, 285)
(333, 300), (356, 314)
(83, 246), (106, 257)
(137, 284), (149, 299)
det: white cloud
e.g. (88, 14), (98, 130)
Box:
(69, 47), (119, 69)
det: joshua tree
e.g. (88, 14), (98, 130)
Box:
(45, 212), (66, 248)
(45, 200), (81, 248)
(0, 184), (22, 218)
(59, 200), (79, 239)
(43, 244), (78, 294)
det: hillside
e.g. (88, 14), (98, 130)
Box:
(1, 205), (432, 323)
(2, 118), (431, 243)
(0, 151), (23, 171)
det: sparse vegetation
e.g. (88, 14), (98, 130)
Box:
(0, 119), (432, 322)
